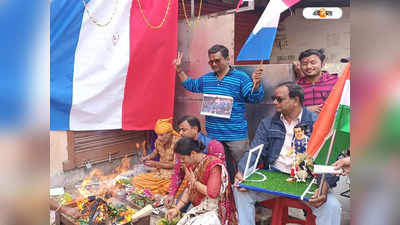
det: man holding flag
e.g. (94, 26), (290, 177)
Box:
(173, 45), (264, 177)
(233, 82), (341, 225)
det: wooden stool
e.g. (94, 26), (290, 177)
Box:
(260, 197), (316, 225)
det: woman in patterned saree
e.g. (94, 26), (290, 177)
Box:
(166, 137), (238, 225)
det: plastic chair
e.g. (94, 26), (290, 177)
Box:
(260, 197), (316, 225)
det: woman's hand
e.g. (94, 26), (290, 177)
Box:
(164, 195), (175, 208)
(185, 166), (197, 185)
(165, 207), (179, 221)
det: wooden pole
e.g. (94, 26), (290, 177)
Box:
(251, 60), (263, 94)
(318, 129), (337, 196)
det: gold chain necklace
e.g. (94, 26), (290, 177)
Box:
(136, 0), (171, 29)
(82, 0), (119, 27)
(181, 0), (203, 29)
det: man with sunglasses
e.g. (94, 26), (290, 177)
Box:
(173, 44), (264, 177)
(297, 49), (338, 114)
(233, 82), (341, 225)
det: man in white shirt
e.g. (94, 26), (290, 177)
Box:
(233, 82), (342, 225)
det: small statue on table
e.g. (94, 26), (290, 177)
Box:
(286, 124), (313, 182)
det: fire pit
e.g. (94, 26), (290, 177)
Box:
(53, 157), (162, 225)
(58, 196), (151, 225)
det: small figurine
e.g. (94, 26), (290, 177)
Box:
(286, 124), (310, 182)
(292, 153), (314, 183)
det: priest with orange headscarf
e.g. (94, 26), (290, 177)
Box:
(132, 118), (181, 196)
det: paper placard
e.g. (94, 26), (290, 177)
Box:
(200, 94), (233, 119)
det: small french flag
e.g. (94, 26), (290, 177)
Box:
(236, 0), (300, 61)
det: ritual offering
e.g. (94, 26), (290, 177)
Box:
(127, 188), (155, 209)
(54, 157), (152, 225)
(156, 215), (181, 225)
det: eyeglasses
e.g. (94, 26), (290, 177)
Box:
(208, 59), (222, 65)
(271, 96), (286, 103)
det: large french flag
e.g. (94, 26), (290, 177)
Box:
(236, 0), (300, 61)
(51, 0), (178, 130)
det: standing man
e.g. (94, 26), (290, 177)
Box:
(173, 44), (264, 167)
(233, 82), (341, 225)
(297, 49), (338, 114)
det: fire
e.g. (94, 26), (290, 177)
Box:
(113, 155), (131, 178)
(78, 168), (107, 198)
(77, 198), (88, 211)
(119, 208), (136, 223)
(72, 152), (143, 224)
(95, 204), (106, 222)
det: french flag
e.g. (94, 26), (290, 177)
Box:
(236, 0), (300, 61)
(50, 0), (178, 130)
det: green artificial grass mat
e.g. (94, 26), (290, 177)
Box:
(241, 169), (319, 199)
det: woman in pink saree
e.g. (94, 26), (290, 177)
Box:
(166, 137), (238, 225)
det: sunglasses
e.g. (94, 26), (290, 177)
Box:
(208, 59), (222, 65)
(271, 96), (286, 103)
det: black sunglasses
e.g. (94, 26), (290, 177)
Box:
(208, 59), (222, 65)
(271, 96), (286, 103)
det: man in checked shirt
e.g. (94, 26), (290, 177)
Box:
(296, 49), (338, 114)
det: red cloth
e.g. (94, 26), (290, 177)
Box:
(206, 166), (222, 198)
(189, 156), (238, 225)
(297, 71), (338, 106)
(122, 0), (178, 130)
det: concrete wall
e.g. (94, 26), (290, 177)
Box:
(174, 14), (235, 133)
(270, 7), (350, 74)
(50, 131), (68, 176)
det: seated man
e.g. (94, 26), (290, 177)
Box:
(132, 118), (180, 196)
(164, 115), (226, 207)
(233, 82), (341, 225)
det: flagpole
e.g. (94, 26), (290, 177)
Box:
(318, 129), (337, 196)
(251, 60), (263, 94)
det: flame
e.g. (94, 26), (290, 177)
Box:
(73, 153), (139, 223)
(141, 140), (146, 156)
(78, 169), (107, 197)
(77, 198), (88, 211)
(119, 208), (136, 223)
(95, 204), (106, 222)
(114, 155), (131, 175)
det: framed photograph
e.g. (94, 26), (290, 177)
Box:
(200, 94), (234, 119)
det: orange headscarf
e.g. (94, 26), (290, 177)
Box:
(154, 118), (180, 136)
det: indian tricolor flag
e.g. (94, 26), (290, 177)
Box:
(307, 63), (351, 165)
(236, 0), (300, 61)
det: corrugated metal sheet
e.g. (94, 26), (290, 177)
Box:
(178, 0), (234, 20)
